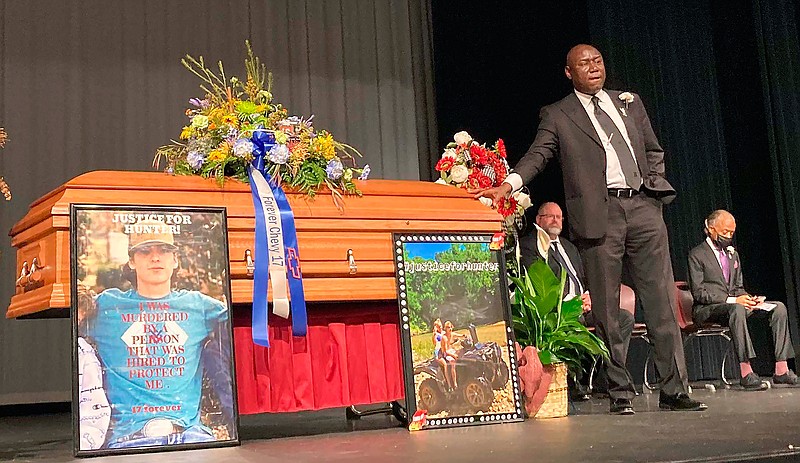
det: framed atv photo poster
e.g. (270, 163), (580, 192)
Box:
(393, 233), (524, 431)
(70, 205), (239, 457)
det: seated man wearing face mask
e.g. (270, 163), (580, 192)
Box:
(688, 209), (799, 389)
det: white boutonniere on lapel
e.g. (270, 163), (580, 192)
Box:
(618, 92), (634, 117)
(726, 245), (736, 258)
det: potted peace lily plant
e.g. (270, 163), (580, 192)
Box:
(509, 259), (609, 418)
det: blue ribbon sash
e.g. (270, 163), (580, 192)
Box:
(248, 129), (308, 347)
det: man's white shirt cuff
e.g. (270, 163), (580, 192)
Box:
(505, 173), (523, 192)
(726, 297), (737, 304)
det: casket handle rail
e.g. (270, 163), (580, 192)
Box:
(245, 249), (255, 276)
(15, 261), (28, 287)
(245, 248), (358, 275)
(15, 257), (42, 289)
(347, 249), (357, 275)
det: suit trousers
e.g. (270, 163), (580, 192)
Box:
(576, 193), (689, 399)
(694, 302), (795, 363)
(579, 308), (635, 384)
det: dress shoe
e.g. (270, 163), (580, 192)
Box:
(773, 370), (800, 386)
(609, 398), (635, 415)
(740, 372), (768, 391)
(658, 392), (707, 411)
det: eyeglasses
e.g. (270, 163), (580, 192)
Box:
(537, 214), (562, 220)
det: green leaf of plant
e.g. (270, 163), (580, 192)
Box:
(538, 350), (558, 365)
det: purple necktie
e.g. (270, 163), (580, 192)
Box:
(718, 249), (731, 283)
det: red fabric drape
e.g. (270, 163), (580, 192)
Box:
(232, 301), (405, 414)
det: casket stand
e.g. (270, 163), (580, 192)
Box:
(7, 171), (501, 414)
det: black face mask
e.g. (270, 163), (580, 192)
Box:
(714, 235), (733, 249)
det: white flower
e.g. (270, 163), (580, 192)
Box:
(619, 92), (635, 104)
(268, 144), (290, 164)
(726, 245), (735, 256)
(441, 148), (457, 160)
(233, 138), (255, 158)
(453, 131), (473, 146)
(478, 197), (493, 207)
(434, 178), (448, 185)
(451, 164), (470, 183)
(512, 191), (532, 210)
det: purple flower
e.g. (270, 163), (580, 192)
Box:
(359, 164), (371, 181)
(233, 138), (254, 158)
(187, 150), (205, 170)
(268, 144), (290, 164)
(189, 98), (209, 108)
(326, 159), (344, 180)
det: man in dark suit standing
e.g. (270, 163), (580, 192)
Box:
(688, 209), (798, 389)
(473, 44), (704, 414)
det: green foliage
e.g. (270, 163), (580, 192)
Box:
(510, 260), (609, 377)
(404, 243), (499, 334)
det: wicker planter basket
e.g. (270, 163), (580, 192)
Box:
(534, 362), (568, 419)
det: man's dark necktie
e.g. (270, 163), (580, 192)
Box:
(591, 95), (640, 189)
(550, 242), (582, 296)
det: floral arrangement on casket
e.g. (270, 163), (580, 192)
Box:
(435, 131), (530, 226)
(154, 43), (371, 348)
(154, 42), (368, 203)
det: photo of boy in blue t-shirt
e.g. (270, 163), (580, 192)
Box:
(78, 213), (236, 451)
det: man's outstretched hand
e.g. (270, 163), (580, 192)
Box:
(468, 183), (513, 206)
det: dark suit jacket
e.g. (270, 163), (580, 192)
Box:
(514, 90), (676, 240)
(519, 234), (584, 297)
(687, 241), (747, 309)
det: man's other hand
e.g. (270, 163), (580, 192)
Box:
(735, 294), (757, 308)
(468, 183), (513, 206)
(580, 292), (592, 313)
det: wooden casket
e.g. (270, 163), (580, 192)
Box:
(7, 171), (502, 413)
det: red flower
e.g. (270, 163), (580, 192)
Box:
(469, 144), (489, 166)
(435, 158), (454, 172)
(496, 139), (507, 158)
(468, 168), (492, 189)
(493, 166), (507, 186)
(496, 196), (519, 218)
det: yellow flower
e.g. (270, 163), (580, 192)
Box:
(207, 149), (226, 162)
(274, 130), (289, 145)
(222, 114), (238, 126)
(207, 141), (232, 162)
(179, 126), (193, 140)
(311, 133), (336, 160)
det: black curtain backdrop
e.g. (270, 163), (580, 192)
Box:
(431, 0), (591, 234)
(752, 0), (800, 349)
(433, 0), (800, 376)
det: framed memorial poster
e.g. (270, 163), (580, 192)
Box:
(393, 233), (524, 431)
(71, 205), (239, 456)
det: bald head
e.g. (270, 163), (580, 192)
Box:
(705, 209), (736, 246)
(565, 44), (605, 95)
(706, 209), (735, 230)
